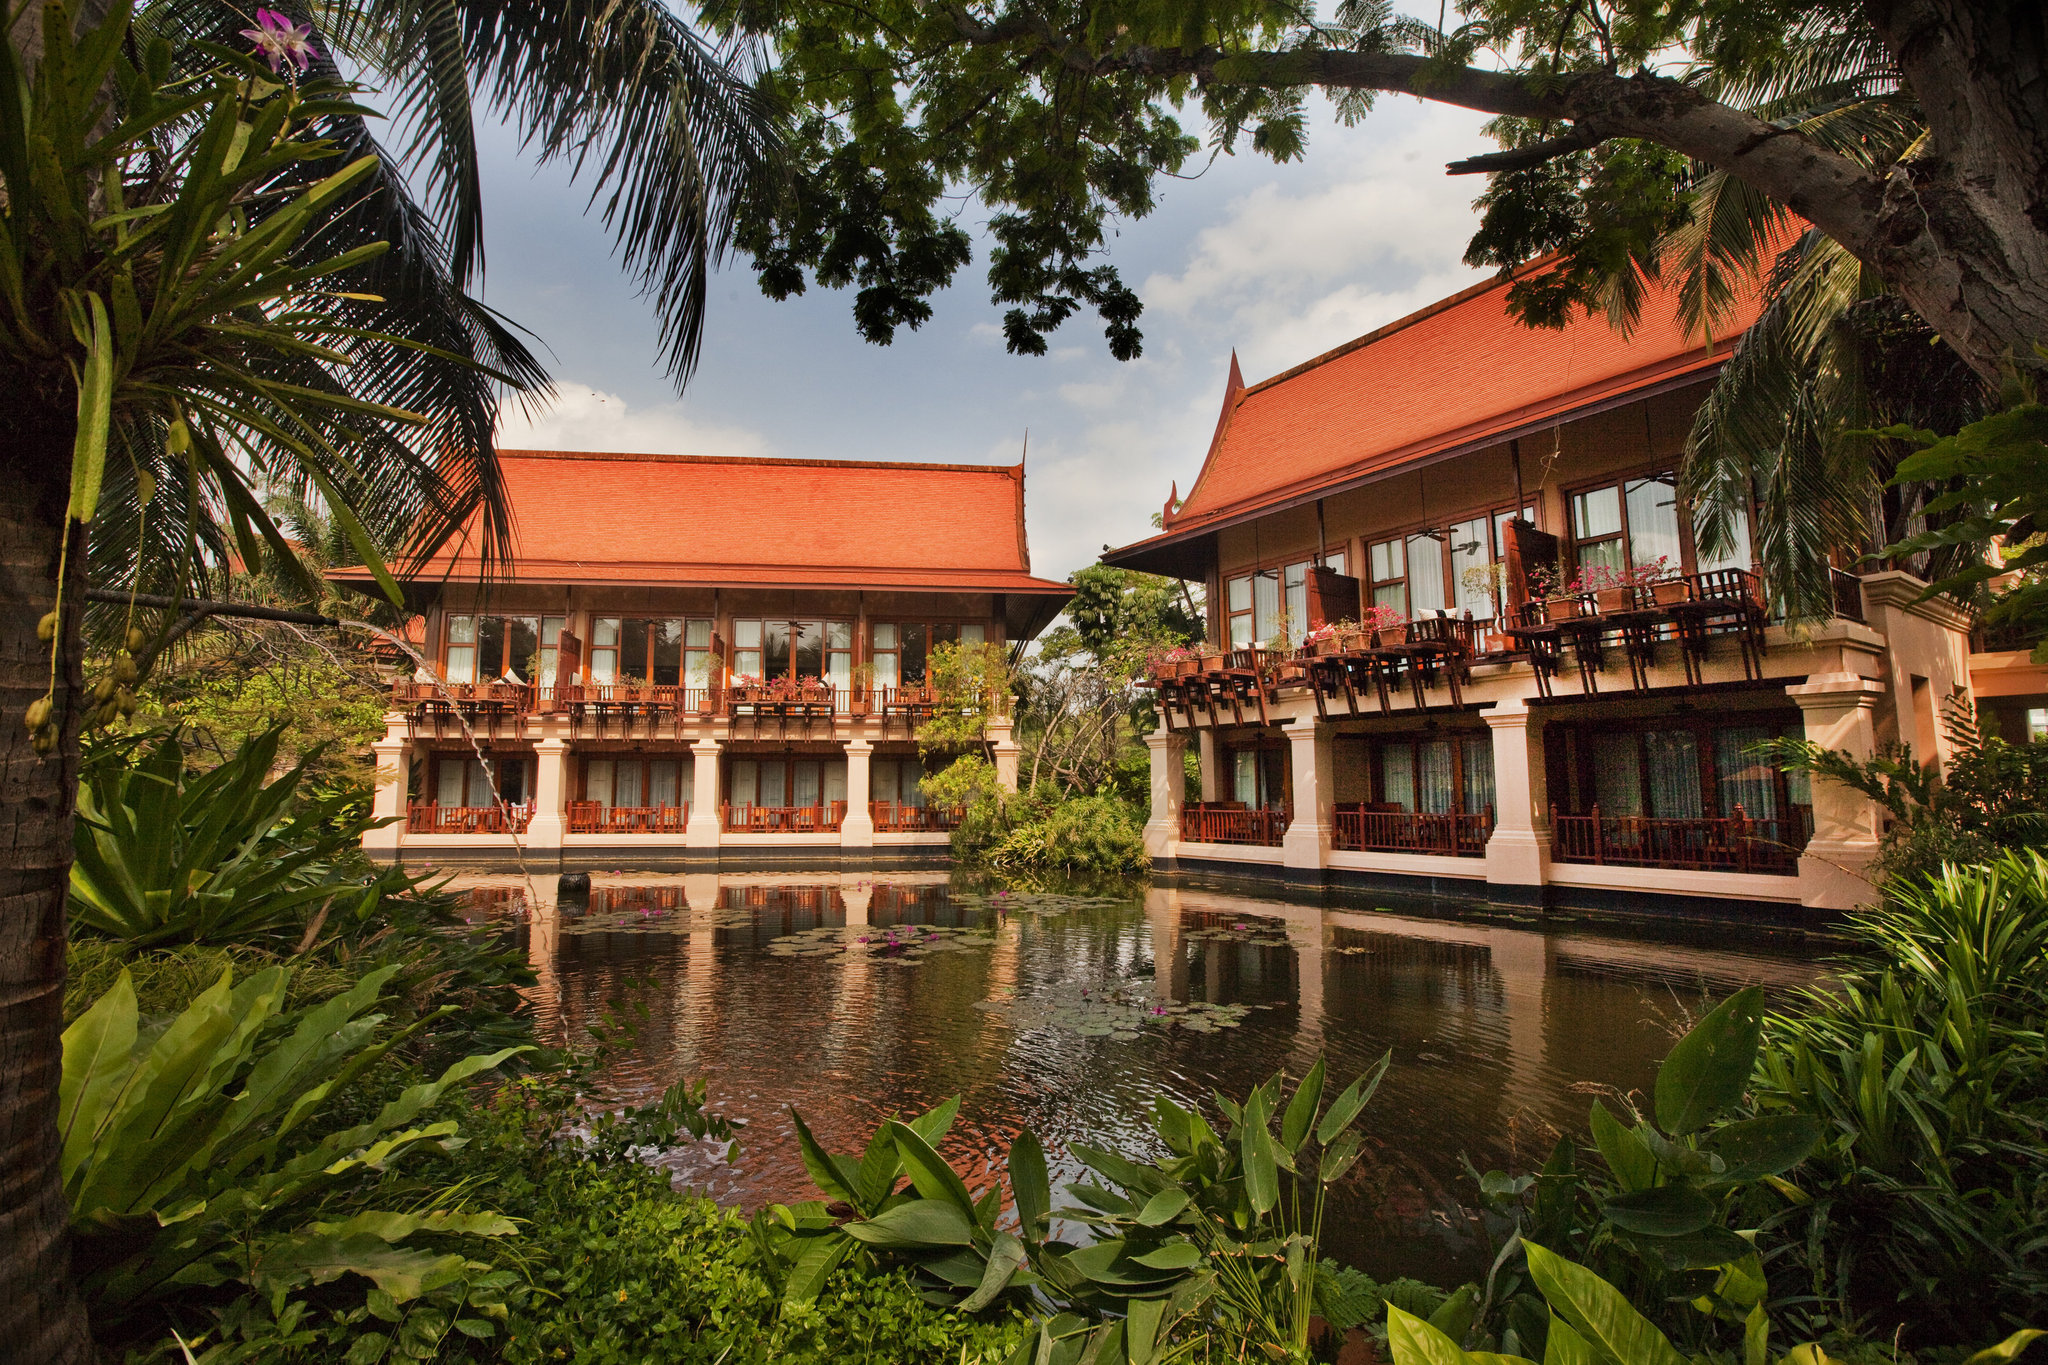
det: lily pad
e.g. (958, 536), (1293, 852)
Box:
(977, 982), (1255, 1038)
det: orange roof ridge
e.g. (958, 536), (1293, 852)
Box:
(494, 448), (1026, 479)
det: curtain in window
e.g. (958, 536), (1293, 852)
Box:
(1713, 726), (1778, 819)
(1644, 730), (1704, 818)
(614, 759), (643, 807)
(1462, 735), (1496, 815)
(1417, 740), (1455, 813)
(1233, 750), (1258, 805)
(1285, 561), (1309, 644)
(437, 758), (472, 806)
(793, 761), (822, 808)
(445, 615), (478, 683)
(1261, 749), (1289, 811)
(1253, 569), (1283, 642)
(585, 759), (614, 808)
(729, 759), (758, 808)
(823, 761), (848, 806)
(1380, 744), (1416, 812)
(1624, 476), (1683, 572)
(1591, 733), (1643, 815)
(647, 760), (681, 809)
(1406, 534), (1447, 613)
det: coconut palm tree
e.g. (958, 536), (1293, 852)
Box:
(0, 3), (777, 1358)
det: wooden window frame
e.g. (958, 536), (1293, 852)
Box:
(1366, 730), (1493, 815)
(1360, 502), (1535, 622)
(1222, 550), (1349, 646)
(443, 613), (560, 683)
(577, 753), (690, 807)
(724, 753), (849, 810)
(586, 616), (711, 686)
(1561, 462), (1759, 579)
(871, 619), (990, 687)
(428, 751), (530, 807)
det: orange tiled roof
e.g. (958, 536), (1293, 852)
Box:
(329, 450), (1070, 595)
(1121, 264), (1765, 554)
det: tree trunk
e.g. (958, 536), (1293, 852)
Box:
(1864, 0), (2048, 386)
(0, 391), (94, 1364)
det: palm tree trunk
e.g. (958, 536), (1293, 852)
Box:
(0, 391), (94, 1364)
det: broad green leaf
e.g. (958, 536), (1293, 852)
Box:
(1700, 1115), (1822, 1183)
(1281, 1056), (1326, 1153)
(961, 1230), (1030, 1312)
(1388, 1305), (1505, 1365)
(789, 1108), (857, 1204)
(1011, 1129), (1052, 1240)
(1618, 1224), (1753, 1271)
(59, 969), (138, 1180)
(906, 1094), (963, 1146)
(1318, 1051), (1391, 1145)
(843, 1198), (975, 1248)
(1522, 1242), (1688, 1365)
(1588, 1101), (1657, 1192)
(1126, 1296), (1166, 1365)
(1654, 987), (1763, 1136)
(68, 290), (113, 523)
(1544, 1315), (1599, 1365)
(1136, 1187), (1190, 1226)
(1744, 1303), (1769, 1365)
(1321, 1131), (1364, 1184)
(888, 1119), (977, 1220)
(1240, 1085), (1279, 1216)
(1131, 1241), (1202, 1270)
(1599, 1185), (1717, 1237)
(781, 1233), (854, 1305)
(1963, 1331), (2047, 1365)
(1429, 1283), (1479, 1343)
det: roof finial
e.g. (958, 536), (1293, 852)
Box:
(1163, 479), (1179, 527)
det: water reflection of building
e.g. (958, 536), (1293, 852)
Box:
(332, 452), (1073, 873)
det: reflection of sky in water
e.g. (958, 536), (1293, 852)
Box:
(468, 875), (1827, 1285)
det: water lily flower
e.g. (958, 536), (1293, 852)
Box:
(242, 8), (319, 73)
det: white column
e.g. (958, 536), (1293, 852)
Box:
(989, 719), (1022, 792)
(841, 739), (875, 846)
(687, 738), (723, 847)
(1280, 722), (1332, 871)
(1198, 729), (1222, 802)
(527, 730), (568, 851)
(1483, 699), (1550, 896)
(1788, 673), (1887, 910)
(1142, 727), (1188, 858)
(1143, 885), (1185, 1002)
(365, 723), (407, 857)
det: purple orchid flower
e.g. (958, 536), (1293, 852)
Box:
(242, 8), (319, 73)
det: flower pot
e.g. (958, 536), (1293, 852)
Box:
(1650, 579), (1692, 606)
(1594, 587), (1635, 615)
(1543, 596), (1578, 622)
(1375, 626), (1408, 647)
(1312, 638), (1341, 657)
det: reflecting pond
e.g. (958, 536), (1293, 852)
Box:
(465, 873), (1828, 1285)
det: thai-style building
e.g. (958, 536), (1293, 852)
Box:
(1105, 269), (2047, 915)
(336, 450), (1072, 869)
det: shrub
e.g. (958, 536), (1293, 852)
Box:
(1747, 851), (2048, 1343)
(951, 786), (1149, 878)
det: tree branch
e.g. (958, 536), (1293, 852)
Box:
(1445, 126), (1604, 174)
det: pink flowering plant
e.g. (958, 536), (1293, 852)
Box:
(1565, 556), (1677, 595)
(240, 8), (321, 75)
(1365, 603), (1408, 632)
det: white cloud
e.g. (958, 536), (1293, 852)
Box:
(495, 383), (778, 460)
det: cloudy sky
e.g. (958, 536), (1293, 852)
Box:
(477, 95), (1500, 580)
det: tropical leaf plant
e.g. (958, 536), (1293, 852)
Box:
(68, 725), (408, 948)
(59, 961), (526, 1339)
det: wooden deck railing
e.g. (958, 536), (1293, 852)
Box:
(405, 803), (534, 834)
(1333, 806), (1491, 857)
(721, 801), (848, 833)
(1549, 805), (1807, 875)
(565, 802), (689, 834)
(870, 801), (963, 832)
(1179, 803), (1288, 846)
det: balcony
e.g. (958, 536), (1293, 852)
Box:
(566, 802), (690, 834)
(392, 681), (533, 740)
(1333, 805), (1491, 857)
(870, 801), (963, 833)
(1549, 805), (1808, 875)
(1180, 802), (1288, 846)
(406, 803), (534, 834)
(722, 802), (848, 834)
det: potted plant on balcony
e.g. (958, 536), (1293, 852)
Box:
(1644, 556), (1692, 605)
(1572, 564), (1640, 615)
(1366, 603), (1409, 647)
(1303, 622), (1339, 657)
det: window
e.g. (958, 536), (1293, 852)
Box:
(728, 756), (848, 809)
(443, 615), (551, 684)
(873, 621), (983, 687)
(1367, 507), (1531, 622)
(1222, 553), (1348, 646)
(1228, 743), (1288, 810)
(872, 758), (927, 807)
(1568, 470), (1756, 578)
(583, 756), (690, 808)
(588, 618), (706, 685)
(732, 619), (856, 685)
(2030, 708), (2048, 742)
(1559, 716), (1806, 822)
(1369, 734), (1493, 814)
(433, 754), (528, 806)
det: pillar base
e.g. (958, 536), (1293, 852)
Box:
(1483, 827), (1552, 889)
(1798, 839), (1881, 911)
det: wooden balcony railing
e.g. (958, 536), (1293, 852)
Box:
(1179, 802), (1288, 846)
(1549, 805), (1807, 875)
(721, 801), (848, 833)
(870, 801), (963, 833)
(405, 803), (534, 834)
(1333, 805), (1491, 857)
(566, 802), (689, 834)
